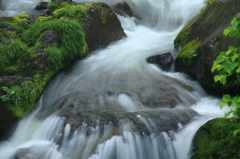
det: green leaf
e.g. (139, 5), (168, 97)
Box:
(220, 102), (227, 108)
(233, 129), (240, 137)
(214, 75), (222, 82)
(236, 66), (240, 73)
(223, 94), (231, 102)
(220, 75), (227, 85)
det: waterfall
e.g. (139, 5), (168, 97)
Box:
(0, 0), (232, 159)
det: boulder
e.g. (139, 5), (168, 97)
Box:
(34, 2), (49, 10)
(82, 2), (126, 51)
(191, 118), (240, 159)
(174, 0), (240, 96)
(147, 52), (174, 71)
(112, 1), (133, 17)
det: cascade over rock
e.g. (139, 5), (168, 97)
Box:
(174, 0), (240, 96)
(0, 2), (125, 139)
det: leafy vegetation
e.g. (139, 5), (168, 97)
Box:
(211, 13), (240, 131)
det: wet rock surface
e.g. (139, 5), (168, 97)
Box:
(82, 2), (126, 51)
(34, 2), (49, 10)
(37, 85), (197, 136)
(147, 53), (174, 71)
(112, 2), (133, 17)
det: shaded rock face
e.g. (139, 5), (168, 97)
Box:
(112, 2), (133, 17)
(35, 2), (49, 10)
(40, 30), (61, 48)
(82, 2), (126, 51)
(147, 53), (174, 71)
(0, 76), (33, 139)
(174, 0), (240, 96)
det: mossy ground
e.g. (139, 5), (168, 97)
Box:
(191, 118), (240, 159)
(0, 2), (105, 118)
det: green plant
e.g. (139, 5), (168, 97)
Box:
(0, 87), (21, 102)
(23, 18), (87, 61)
(0, 39), (28, 74)
(211, 13), (240, 135)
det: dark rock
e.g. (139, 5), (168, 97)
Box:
(35, 2), (49, 10)
(147, 52), (174, 71)
(112, 2), (133, 17)
(0, 76), (33, 140)
(82, 2), (126, 51)
(174, 0), (240, 96)
(40, 30), (61, 48)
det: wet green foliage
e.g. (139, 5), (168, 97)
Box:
(212, 13), (240, 121)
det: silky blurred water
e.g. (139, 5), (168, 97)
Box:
(0, 0), (230, 159)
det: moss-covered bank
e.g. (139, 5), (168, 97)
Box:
(0, 1), (122, 138)
(191, 118), (240, 159)
(174, 0), (240, 96)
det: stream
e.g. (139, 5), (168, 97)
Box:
(0, 0), (231, 159)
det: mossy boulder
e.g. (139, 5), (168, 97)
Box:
(174, 0), (240, 96)
(0, 2), (125, 139)
(191, 118), (240, 159)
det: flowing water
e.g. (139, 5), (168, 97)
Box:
(0, 0), (232, 159)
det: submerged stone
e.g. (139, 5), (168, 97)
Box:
(147, 52), (174, 71)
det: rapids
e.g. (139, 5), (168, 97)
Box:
(0, 0), (232, 159)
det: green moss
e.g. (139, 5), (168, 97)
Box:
(174, 6), (208, 48)
(46, 46), (64, 71)
(23, 18), (88, 59)
(100, 15), (108, 26)
(85, 2), (103, 10)
(175, 39), (202, 67)
(52, 4), (87, 21)
(0, 30), (17, 38)
(192, 118), (240, 159)
(47, 1), (76, 15)
(0, 2), (89, 119)
(13, 14), (29, 28)
(36, 16), (52, 23)
(0, 39), (28, 74)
